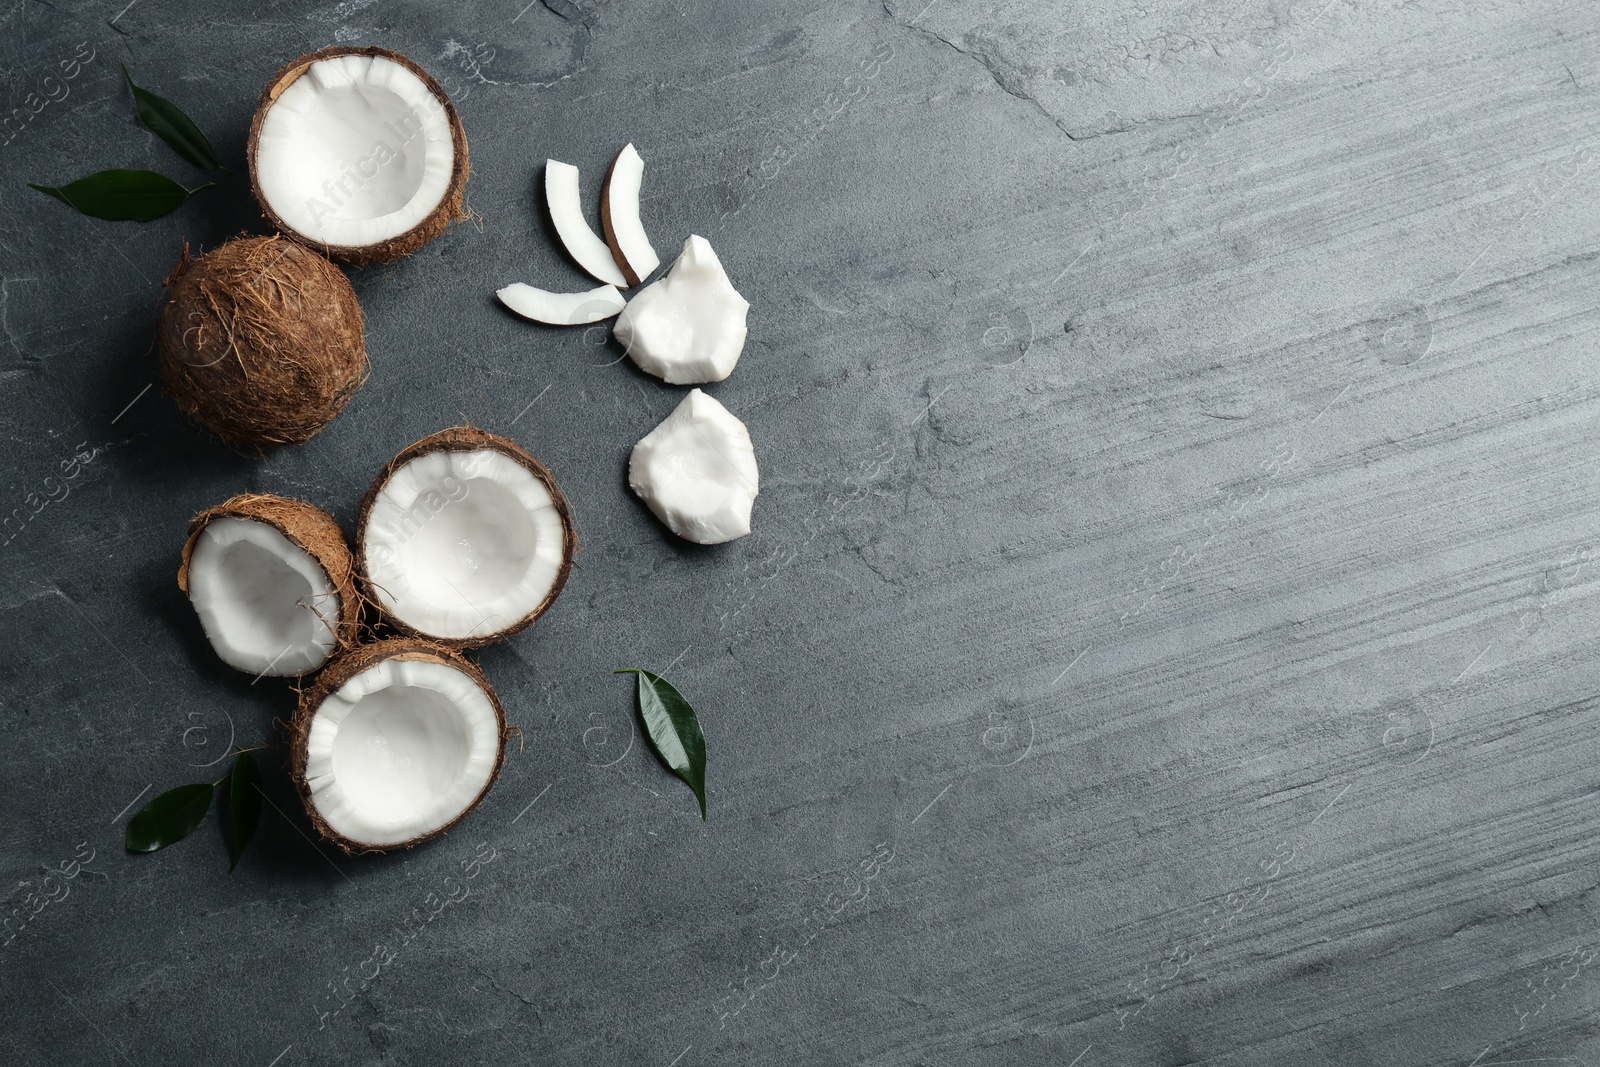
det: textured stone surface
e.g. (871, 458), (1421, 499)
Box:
(4, 0), (1600, 1063)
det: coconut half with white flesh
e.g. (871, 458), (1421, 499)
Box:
(614, 235), (750, 385)
(629, 389), (759, 544)
(291, 638), (508, 853)
(600, 143), (659, 286)
(178, 494), (359, 676)
(358, 427), (576, 647)
(248, 46), (470, 265)
(545, 159), (629, 287)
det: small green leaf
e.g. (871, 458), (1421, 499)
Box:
(126, 782), (215, 853)
(228, 751), (263, 873)
(617, 668), (707, 819)
(29, 170), (212, 222)
(123, 63), (220, 171)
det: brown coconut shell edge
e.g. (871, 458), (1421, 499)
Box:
(355, 426), (578, 649)
(246, 46), (471, 266)
(289, 638), (510, 855)
(599, 147), (643, 288)
(177, 493), (363, 669)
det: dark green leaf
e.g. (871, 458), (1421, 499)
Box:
(126, 782), (214, 853)
(123, 63), (220, 170)
(228, 751), (263, 873)
(29, 170), (212, 222)
(616, 668), (707, 819)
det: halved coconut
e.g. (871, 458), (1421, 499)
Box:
(496, 282), (625, 326)
(358, 427), (576, 647)
(178, 494), (358, 676)
(545, 159), (628, 287)
(613, 235), (750, 384)
(629, 389), (758, 544)
(290, 638), (508, 853)
(600, 143), (660, 286)
(248, 46), (470, 265)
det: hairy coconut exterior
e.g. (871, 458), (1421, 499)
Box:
(247, 46), (471, 265)
(177, 493), (362, 668)
(158, 236), (368, 450)
(290, 638), (509, 854)
(356, 426), (578, 648)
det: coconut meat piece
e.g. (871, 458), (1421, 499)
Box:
(629, 388), (758, 544)
(254, 52), (456, 249)
(613, 235), (750, 385)
(496, 282), (625, 325)
(364, 449), (568, 641)
(301, 656), (499, 846)
(545, 159), (628, 287)
(600, 143), (659, 286)
(186, 517), (341, 675)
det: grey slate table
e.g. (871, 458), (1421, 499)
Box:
(4, 0), (1600, 1063)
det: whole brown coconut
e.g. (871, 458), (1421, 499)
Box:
(290, 637), (510, 854)
(158, 236), (368, 449)
(247, 46), (470, 265)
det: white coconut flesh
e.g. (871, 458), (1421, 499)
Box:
(614, 235), (750, 385)
(497, 282), (625, 326)
(255, 52), (455, 248)
(186, 517), (340, 675)
(303, 656), (499, 846)
(364, 449), (567, 640)
(629, 388), (759, 544)
(602, 143), (659, 285)
(545, 159), (628, 287)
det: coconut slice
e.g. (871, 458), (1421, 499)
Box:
(358, 427), (576, 646)
(613, 235), (750, 385)
(600, 143), (659, 286)
(249, 46), (469, 265)
(629, 389), (758, 544)
(545, 159), (629, 288)
(291, 639), (507, 853)
(178, 494), (358, 676)
(496, 282), (625, 326)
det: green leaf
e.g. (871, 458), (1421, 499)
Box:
(616, 668), (708, 819)
(228, 751), (263, 873)
(123, 63), (220, 170)
(126, 782), (215, 853)
(29, 170), (212, 222)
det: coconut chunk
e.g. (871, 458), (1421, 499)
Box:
(179, 494), (358, 676)
(545, 159), (628, 288)
(613, 235), (750, 385)
(359, 427), (576, 646)
(496, 282), (625, 326)
(292, 639), (507, 852)
(249, 47), (469, 264)
(629, 389), (758, 544)
(600, 143), (659, 286)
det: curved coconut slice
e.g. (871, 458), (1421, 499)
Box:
(158, 236), (368, 449)
(600, 143), (659, 287)
(629, 389), (758, 544)
(545, 159), (628, 288)
(496, 282), (625, 326)
(613, 235), (750, 385)
(178, 494), (358, 676)
(358, 427), (576, 646)
(291, 639), (507, 853)
(249, 46), (469, 265)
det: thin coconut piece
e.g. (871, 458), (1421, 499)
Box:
(496, 282), (625, 326)
(249, 46), (470, 265)
(629, 389), (759, 544)
(600, 143), (659, 286)
(178, 493), (359, 676)
(613, 235), (750, 385)
(159, 236), (368, 450)
(545, 159), (629, 288)
(358, 427), (576, 647)
(291, 638), (507, 853)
